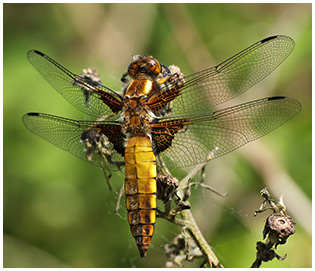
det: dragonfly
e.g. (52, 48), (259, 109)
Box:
(23, 35), (301, 258)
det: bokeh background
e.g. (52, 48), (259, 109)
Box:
(4, 3), (311, 268)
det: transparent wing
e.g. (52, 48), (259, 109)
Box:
(27, 50), (123, 117)
(170, 35), (295, 115)
(155, 96), (301, 168)
(23, 113), (125, 169)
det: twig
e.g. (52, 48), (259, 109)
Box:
(179, 147), (219, 190)
(179, 207), (222, 267)
(161, 147), (223, 267)
(185, 182), (228, 199)
(114, 184), (124, 214)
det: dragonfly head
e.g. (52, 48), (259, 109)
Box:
(128, 55), (162, 80)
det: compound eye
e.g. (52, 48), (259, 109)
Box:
(128, 63), (138, 76)
(148, 59), (161, 75)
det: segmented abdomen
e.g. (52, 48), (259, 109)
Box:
(124, 136), (157, 258)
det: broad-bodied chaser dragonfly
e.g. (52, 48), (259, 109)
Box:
(23, 35), (301, 258)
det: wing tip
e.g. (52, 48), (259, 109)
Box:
(261, 35), (294, 45)
(267, 96), (302, 114)
(31, 49), (44, 55)
(261, 35), (278, 43)
(26, 112), (40, 116)
(267, 96), (286, 101)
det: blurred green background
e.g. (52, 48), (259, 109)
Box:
(4, 3), (311, 268)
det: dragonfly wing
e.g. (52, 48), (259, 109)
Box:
(23, 113), (125, 169)
(170, 35), (295, 115)
(27, 50), (123, 117)
(153, 96), (301, 168)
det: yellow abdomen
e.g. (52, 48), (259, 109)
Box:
(124, 136), (157, 258)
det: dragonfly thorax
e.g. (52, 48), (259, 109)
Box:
(122, 94), (154, 136)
